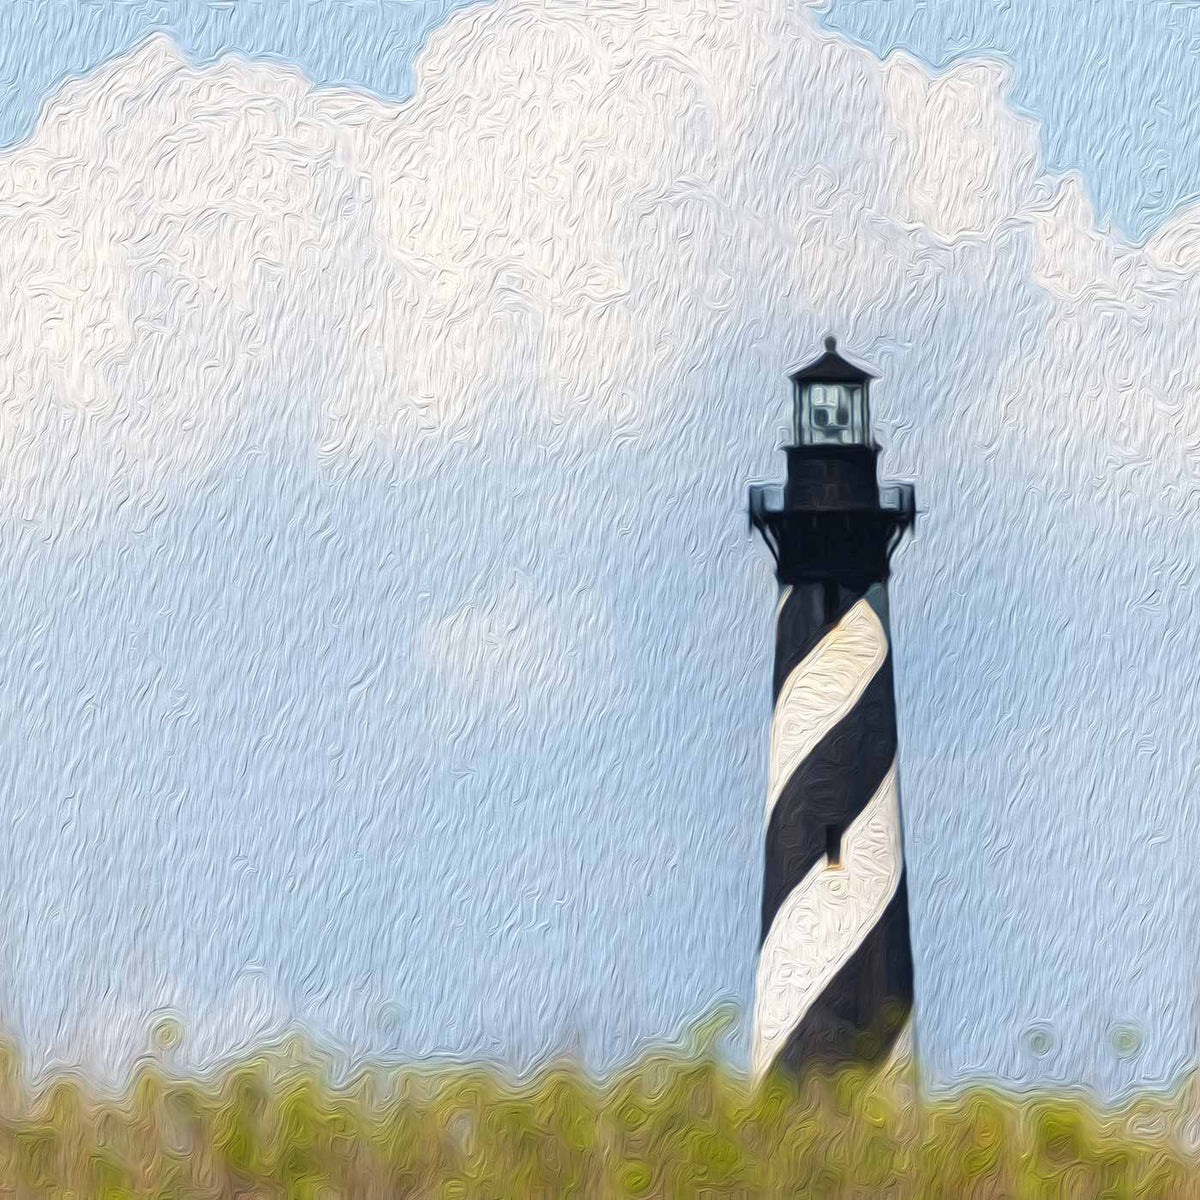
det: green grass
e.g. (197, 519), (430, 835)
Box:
(0, 1011), (1194, 1198)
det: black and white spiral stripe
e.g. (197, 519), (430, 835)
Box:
(751, 580), (914, 1083)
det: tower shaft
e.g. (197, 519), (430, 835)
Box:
(750, 434), (915, 1084)
(752, 577), (913, 1080)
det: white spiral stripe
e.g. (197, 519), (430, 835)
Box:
(764, 598), (888, 825)
(751, 765), (903, 1083)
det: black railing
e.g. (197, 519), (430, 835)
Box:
(879, 483), (917, 518)
(748, 479), (916, 579)
(749, 481), (915, 522)
(748, 483), (783, 530)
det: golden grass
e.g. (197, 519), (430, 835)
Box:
(0, 1011), (1194, 1198)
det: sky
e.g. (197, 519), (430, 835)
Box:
(2, 0), (1200, 1100)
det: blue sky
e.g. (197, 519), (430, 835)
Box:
(1, 0), (1199, 1099)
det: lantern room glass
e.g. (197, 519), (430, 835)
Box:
(796, 381), (867, 446)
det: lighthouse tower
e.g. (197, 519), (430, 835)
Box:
(748, 338), (916, 1084)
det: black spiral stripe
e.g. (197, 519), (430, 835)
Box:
(752, 580), (914, 1081)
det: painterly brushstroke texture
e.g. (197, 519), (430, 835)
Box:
(0, 0), (1195, 1105)
(0, 1032), (1197, 1195)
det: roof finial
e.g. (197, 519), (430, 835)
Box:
(824, 335), (837, 353)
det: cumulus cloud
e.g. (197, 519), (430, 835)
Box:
(34, 971), (292, 1088)
(2, 0), (1190, 512)
(423, 571), (616, 735)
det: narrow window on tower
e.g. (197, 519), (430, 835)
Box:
(825, 824), (842, 868)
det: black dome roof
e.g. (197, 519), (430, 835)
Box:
(789, 336), (874, 385)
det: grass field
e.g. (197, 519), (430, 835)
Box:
(0, 1010), (1195, 1198)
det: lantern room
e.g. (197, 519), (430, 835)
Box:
(790, 336), (873, 447)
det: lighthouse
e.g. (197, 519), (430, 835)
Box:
(748, 338), (915, 1084)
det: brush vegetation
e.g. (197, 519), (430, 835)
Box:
(0, 1013), (1196, 1198)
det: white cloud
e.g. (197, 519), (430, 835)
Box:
(29, 971), (292, 1088)
(884, 54), (1041, 243)
(423, 572), (615, 733)
(2, 0), (1196, 527)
